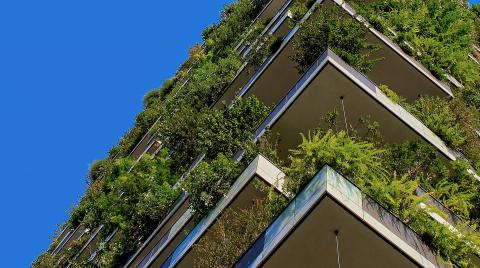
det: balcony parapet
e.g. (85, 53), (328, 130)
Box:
(236, 165), (453, 267)
(252, 48), (457, 161)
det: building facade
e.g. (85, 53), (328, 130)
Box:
(35, 0), (480, 267)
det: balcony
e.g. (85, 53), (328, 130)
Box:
(72, 225), (104, 262)
(87, 228), (118, 263)
(52, 224), (87, 257)
(160, 155), (284, 268)
(257, 0), (290, 23)
(127, 155), (284, 268)
(124, 193), (190, 268)
(337, 0), (453, 100)
(130, 131), (158, 160)
(253, 49), (456, 162)
(127, 0), (294, 159)
(237, 165), (456, 267)
(215, 0), (453, 114)
(213, 1), (296, 109)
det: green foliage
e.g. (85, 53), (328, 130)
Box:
(386, 139), (480, 220)
(65, 152), (179, 266)
(32, 252), (58, 268)
(143, 79), (174, 108)
(243, 132), (284, 168)
(201, 96), (270, 159)
(409, 96), (480, 169)
(109, 100), (165, 158)
(158, 96), (269, 174)
(379, 84), (406, 105)
(352, 0), (479, 86)
(285, 129), (480, 266)
(88, 159), (114, 183)
(406, 212), (480, 268)
(192, 199), (270, 268)
(458, 82), (480, 112)
(244, 33), (283, 70)
(183, 154), (241, 222)
(202, 0), (270, 59)
(292, 5), (378, 73)
(285, 129), (387, 195)
(290, 0), (308, 23)
(175, 53), (242, 110)
(192, 182), (287, 268)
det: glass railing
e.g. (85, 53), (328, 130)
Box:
(52, 228), (74, 256)
(234, 0), (292, 52)
(137, 209), (193, 268)
(87, 228), (117, 262)
(74, 225), (104, 259)
(52, 225), (82, 256)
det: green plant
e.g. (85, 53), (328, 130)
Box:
(202, 0), (270, 59)
(192, 181), (287, 268)
(88, 159), (114, 183)
(183, 154), (241, 222)
(192, 199), (270, 268)
(379, 84), (407, 105)
(351, 0), (479, 86)
(285, 129), (387, 195)
(285, 129), (480, 266)
(385, 139), (480, 220)
(409, 96), (480, 169)
(290, 0), (309, 22)
(458, 83), (480, 113)
(157, 96), (269, 175)
(143, 79), (174, 108)
(64, 152), (179, 265)
(291, 5), (379, 73)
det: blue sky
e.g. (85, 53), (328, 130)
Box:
(0, 1), (229, 266)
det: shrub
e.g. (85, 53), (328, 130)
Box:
(192, 199), (270, 268)
(65, 152), (179, 265)
(183, 154), (241, 222)
(285, 129), (387, 195)
(409, 97), (480, 168)
(386, 139), (480, 219)
(285, 129), (480, 266)
(143, 79), (174, 108)
(203, 0), (270, 59)
(291, 5), (378, 73)
(351, 0), (479, 86)
(88, 159), (113, 183)
(378, 84), (406, 105)
(158, 96), (269, 174)
(458, 83), (480, 113)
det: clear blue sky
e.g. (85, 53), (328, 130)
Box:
(0, 1), (229, 266)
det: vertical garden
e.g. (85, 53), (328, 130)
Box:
(34, 0), (480, 267)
